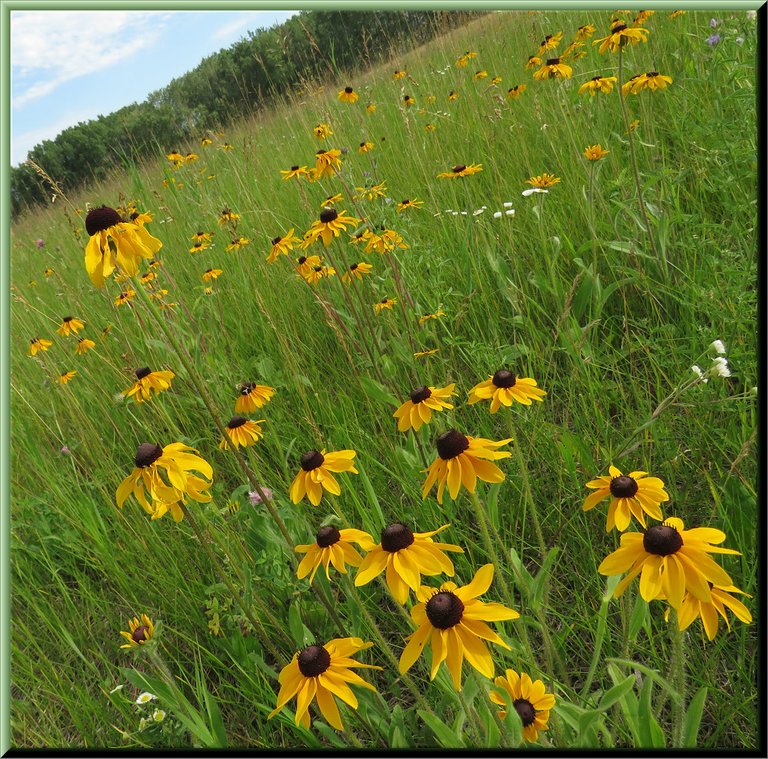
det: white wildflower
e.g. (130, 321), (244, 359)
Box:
(136, 692), (156, 705)
(505, 209), (515, 216)
(503, 202), (514, 208)
(153, 709), (166, 723)
(493, 211), (503, 218)
(522, 188), (549, 197)
(710, 339), (726, 354)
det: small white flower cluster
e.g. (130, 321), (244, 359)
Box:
(441, 202), (515, 219)
(135, 692), (167, 732)
(691, 340), (732, 382)
(522, 188), (549, 197)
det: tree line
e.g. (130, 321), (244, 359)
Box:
(11, 10), (482, 218)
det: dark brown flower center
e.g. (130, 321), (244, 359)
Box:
(240, 382), (256, 395)
(647, 71), (659, 77)
(320, 208), (338, 224)
(228, 416), (247, 429)
(135, 367), (152, 380)
(132, 625), (149, 643)
(291, 165), (300, 171)
(492, 370), (517, 388)
(452, 165), (467, 173)
(436, 430), (469, 460)
(410, 385), (432, 404)
(592, 75), (602, 82)
(298, 645), (331, 676)
(344, 86), (353, 93)
(426, 591), (464, 629)
(612, 23), (627, 32)
(610, 475), (638, 498)
(643, 524), (683, 556)
(63, 316), (73, 322)
(349, 263), (359, 271)
(381, 523), (415, 552)
(402, 199), (410, 204)
(301, 450), (325, 471)
(546, 57), (560, 65)
(271, 236), (282, 245)
(316, 525), (341, 548)
(313, 265), (323, 272)
(85, 206), (122, 235)
(134, 443), (163, 468)
(513, 698), (536, 726)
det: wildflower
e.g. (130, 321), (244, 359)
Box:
(220, 416), (265, 450)
(399, 564), (519, 690)
(116, 442), (213, 522)
(437, 163), (483, 179)
(303, 264), (336, 286)
(338, 86), (359, 103)
(419, 311), (444, 324)
(576, 24), (596, 40)
(166, 150), (184, 166)
(226, 236), (250, 252)
(314, 149), (343, 179)
(218, 208), (240, 225)
(583, 465), (669, 532)
(122, 367), (175, 403)
(313, 123), (333, 139)
(507, 85), (527, 99)
(537, 31), (563, 54)
(669, 10), (686, 19)
(621, 73), (646, 95)
(598, 517), (740, 608)
(294, 255), (321, 278)
(526, 55), (542, 69)
(248, 486), (274, 505)
(522, 188), (549, 197)
(425, 123), (437, 132)
(374, 298), (397, 314)
(57, 371), (77, 385)
(634, 9), (655, 25)
(136, 692), (156, 705)
(584, 144), (609, 161)
(281, 165), (308, 182)
(119, 614), (155, 649)
(84, 206), (162, 288)
(711, 356), (731, 378)
(397, 198), (424, 212)
(526, 173), (560, 189)
(304, 208), (359, 248)
(448, 90), (459, 101)
(490, 670), (556, 742)
(628, 119), (641, 133)
(295, 525), (374, 583)
(355, 523), (464, 603)
(153, 710), (166, 723)
(363, 228), (407, 254)
(403, 95), (415, 107)
(366, 103), (377, 113)
(358, 141), (375, 154)
(203, 286), (213, 296)
(473, 70), (488, 80)
(235, 382), (275, 413)
(677, 585), (752, 640)
(468, 370), (546, 413)
(422, 430), (512, 503)
(342, 262), (373, 283)
(267, 229), (300, 263)
(36, 238), (45, 248)
(185, 152), (198, 163)
(202, 268), (223, 282)
(44, 267), (54, 277)
(710, 340), (727, 355)
(220, 143), (234, 151)
(491, 75), (502, 85)
(625, 72), (673, 94)
(393, 383), (455, 432)
(189, 242), (209, 254)
(268, 638), (380, 730)
(578, 75), (618, 95)
(692, 364), (708, 382)
(593, 22), (649, 54)
(322, 193), (345, 207)
(55, 316), (86, 340)
(393, 69), (407, 79)
(289, 449), (358, 506)
(533, 57), (573, 80)
(201, 136), (213, 146)
(75, 337), (95, 355)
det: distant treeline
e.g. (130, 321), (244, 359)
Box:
(11, 10), (483, 218)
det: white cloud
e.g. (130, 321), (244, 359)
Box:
(11, 11), (174, 108)
(11, 107), (104, 165)
(212, 13), (257, 42)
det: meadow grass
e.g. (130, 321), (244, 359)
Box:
(9, 9), (758, 749)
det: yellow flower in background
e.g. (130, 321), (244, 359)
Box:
(669, 10), (686, 19)
(578, 75), (618, 95)
(338, 86), (359, 103)
(202, 268), (223, 282)
(490, 75), (502, 85)
(56, 316), (85, 337)
(526, 173), (561, 188)
(303, 208), (359, 247)
(468, 370), (546, 413)
(366, 103), (377, 113)
(219, 416), (265, 449)
(268, 229), (300, 263)
(302, 264), (336, 286)
(576, 24), (596, 39)
(321, 193), (344, 207)
(314, 148), (343, 179)
(358, 141), (375, 154)
(294, 254), (322, 278)
(676, 585), (752, 640)
(281, 165), (309, 181)
(490, 670), (556, 742)
(533, 57), (573, 80)
(414, 348), (439, 359)
(473, 70), (488, 80)
(399, 564), (519, 690)
(295, 525), (374, 584)
(583, 465), (669, 532)
(526, 55), (542, 69)
(289, 449), (358, 506)
(354, 523), (464, 603)
(393, 69), (407, 80)
(200, 136), (213, 146)
(437, 163), (483, 179)
(226, 237), (250, 252)
(166, 150), (184, 166)
(44, 268), (55, 277)
(425, 123), (437, 132)
(268, 638), (380, 730)
(374, 297), (397, 314)
(537, 31), (563, 54)
(75, 338), (96, 355)
(397, 198), (424, 212)
(57, 371), (77, 385)
(393, 383), (455, 432)
(507, 85), (527, 99)
(123, 367), (175, 403)
(185, 152), (198, 163)
(626, 71), (673, 95)
(634, 9), (655, 25)
(313, 123), (333, 139)
(342, 262), (373, 283)
(593, 22), (649, 54)
(422, 431), (512, 503)
(419, 311), (445, 324)
(584, 144), (609, 161)
(403, 94), (415, 107)
(235, 382), (275, 413)
(218, 208), (240, 225)
(447, 90), (459, 101)
(119, 614), (155, 649)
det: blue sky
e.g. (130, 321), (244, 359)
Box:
(10, 9), (297, 166)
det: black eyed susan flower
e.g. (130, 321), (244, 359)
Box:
(220, 143), (234, 151)
(281, 165), (309, 181)
(356, 140), (375, 156)
(185, 152), (198, 163)
(189, 242), (209, 254)
(397, 198), (424, 212)
(313, 123), (333, 139)
(116, 442), (213, 522)
(44, 267), (55, 277)
(598, 517), (741, 608)
(422, 430), (512, 503)
(627, 71), (673, 94)
(578, 75), (618, 95)
(393, 383), (455, 432)
(526, 173), (561, 189)
(419, 311), (445, 324)
(268, 638), (380, 730)
(424, 123), (437, 132)
(226, 236), (250, 252)
(314, 149), (343, 179)
(166, 150), (184, 166)
(304, 208), (359, 248)
(321, 193), (344, 207)
(584, 144), (609, 161)
(532, 57), (573, 80)
(593, 22), (649, 54)
(576, 24), (597, 40)
(202, 268), (223, 282)
(84, 206), (163, 288)
(507, 85), (527, 99)
(119, 614), (155, 649)
(56, 316), (85, 337)
(473, 70), (488, 81)
(669, 10), (686, 19)
(399, 564), (519, 690)
(403, 95), (415, 107)
(437, 163), (483, 179)
(363, 228), (407, 254)
(267, 229), (300, 263)
(203, 286), (214, 296)
(295, 525), (375, 583)
(114, 289), (136, 307)
(374, 297), (397, 314)
(218, 208), (240, 226)
(414, 348), (440, 359)
(583, 465), (669, 532)
(354, 181), (387, 202)
(100, 325), (113, 340)
(201, 136), (213, 146)
(676, 584), (752, 640)
(302, 264), (336, 286)
(393, 69), (407, 80)
(75, 337), (95, 355)
(289, 449), (358, 506)
(355, 523), (464, 604)
(123, 367), (175, 403)
(561, 40), (585, 59)
(342, 262), (373, 283)
(491, 75), (502, 85)
(235, 382), (275, 413)
(220, 416), (265, 450)
(490, 670), (556, 742)
(468, 370), (546, 413)
(295, 254), (321, 278)
(537, 31), (563, 54)
(447, 90), (459, 101)
(191, 231), (213, 244)
(365, 103), (377, 113)
(634, 9), (654, 24)
(57, 370), (77, 385)
(525, 55), (542, 69)
(338, 86), (359, 103)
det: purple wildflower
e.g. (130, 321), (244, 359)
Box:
(248, 487), (273, 505)
(706, 34), (721, 46)
(35, 239), (44, 248)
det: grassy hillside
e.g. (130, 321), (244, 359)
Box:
(9, 9), (758, 750)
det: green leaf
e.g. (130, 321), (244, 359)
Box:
(359, 376), (399, 406)
(628, 594), (649, 641)
(682, 687), (708, 748)
(418, 710), (466, 748)
(598, 673), (636, 712)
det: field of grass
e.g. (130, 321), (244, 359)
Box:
(8, 9), (759, 750)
